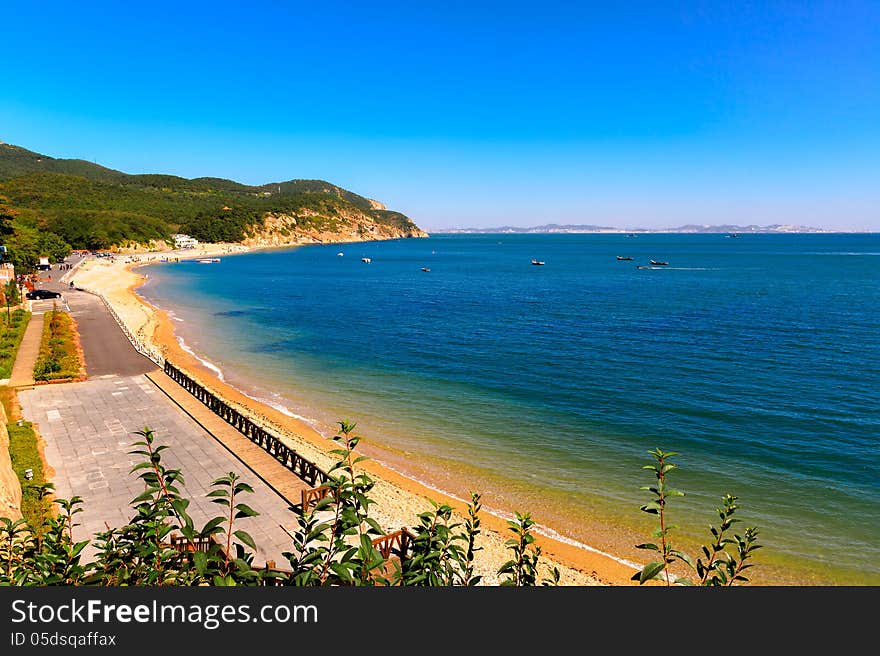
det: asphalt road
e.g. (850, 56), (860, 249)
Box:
(30, 258), (157, 378)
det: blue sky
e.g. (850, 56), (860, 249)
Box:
(2, 1), (878, 230)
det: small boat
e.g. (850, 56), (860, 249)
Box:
(616, 256), (633, 261)
(531, 259), (545, 266)
(421, 267), (431, 272)
(197, 258), (221, 263)
(650, 260), (668, 266)
(361, 257), (371, 263)
(337, 252), (344, 256)
(627, 233), (637, 237)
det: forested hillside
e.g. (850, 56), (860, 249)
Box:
(0, 142), (424, 271)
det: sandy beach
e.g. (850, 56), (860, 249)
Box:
(70, 243), (644, 585)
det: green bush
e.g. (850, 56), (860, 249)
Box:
(33, 311), (82, 381)
(0, 309), (30, 379)
(7, 419), (51, 529)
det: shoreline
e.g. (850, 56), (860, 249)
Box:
(72, 242), (644, 585)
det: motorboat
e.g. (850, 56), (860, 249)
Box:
(337, 252), (344, 256)
(531, 259), (545, 266)
(616, 256), (633, 261)
(650, 260), (668, 266)
(421, 267), (431, 272)
(197, 258), (221, 263)
(361, 257), (372, 263)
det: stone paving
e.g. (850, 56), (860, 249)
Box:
(19, 374), (300, 566)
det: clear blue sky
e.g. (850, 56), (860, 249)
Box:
(2, 1), (878, 230)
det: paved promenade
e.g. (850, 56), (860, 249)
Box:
(16, 261), (307, 566)
(19, 374), (300, 565)
(146, 370), (312, 506)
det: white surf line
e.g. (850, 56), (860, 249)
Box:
(176, 335), (225, 382)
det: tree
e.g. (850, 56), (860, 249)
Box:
(4, 280), (19, 305)
(39, 232), (72, 263)
(0, 197), (16, 238)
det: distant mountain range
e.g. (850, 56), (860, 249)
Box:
(434, 223), (835, 234)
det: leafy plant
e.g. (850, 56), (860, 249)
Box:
(498, 512), (559, 586)
(633, 448), (761, 586)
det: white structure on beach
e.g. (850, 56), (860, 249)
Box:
(172, 234), (199, 249)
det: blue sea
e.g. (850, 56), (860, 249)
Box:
(140, 234), (880, 584)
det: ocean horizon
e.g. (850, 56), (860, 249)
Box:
(139, 232), (880, 584)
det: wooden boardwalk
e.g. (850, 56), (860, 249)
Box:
(146, 370), (312, 508)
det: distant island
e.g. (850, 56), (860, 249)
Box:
(434, 223), (835, 234)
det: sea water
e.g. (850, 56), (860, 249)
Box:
(140, 233), (880, 584)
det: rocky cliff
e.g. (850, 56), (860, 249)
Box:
(240, 208), (428, 248)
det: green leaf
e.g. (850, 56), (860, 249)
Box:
(635, 543), (659, 551)
(640, 501), (662, 514)
(200, 517), (225, 535)
(170, 499), (190, 516)
(636, 561), (666, 584)
(233, 530), (256, 551)
(671, 549), (695, 569)
(193, 550), (208, 576)
(234, 504), (259, 519)
(130, 490), (156, 504)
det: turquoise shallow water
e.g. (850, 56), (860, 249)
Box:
(140, 234), (880, 583)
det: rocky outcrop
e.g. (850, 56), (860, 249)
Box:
(0, 403), (22, 521)
(240, 208), (428, 248)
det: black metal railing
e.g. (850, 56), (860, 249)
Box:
(164, 361), (329, 487)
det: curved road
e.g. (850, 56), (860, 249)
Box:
(31, 259), (156, 377)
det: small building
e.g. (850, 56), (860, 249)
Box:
(172, 234), (199, 249)
(0, 263), (14, 283)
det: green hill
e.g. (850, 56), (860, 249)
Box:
(0, 142), (424, 270)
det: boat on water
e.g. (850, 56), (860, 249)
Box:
(616, 256), (633, 261)
(337, 252), (344, 256)
(197, 258), (221, 263)
(361, 257), (372, 263)
(650, 260), (668, 266)
(531, 259), (545, 266)
(421, 267), (431, 272)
